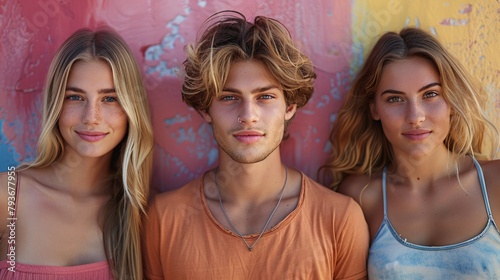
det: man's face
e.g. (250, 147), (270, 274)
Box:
(201, 60), (297, 164)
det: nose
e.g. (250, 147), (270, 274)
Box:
(405, 100), (425, 125)
(82, 101), (101, 124)
(237, 99), (259, 125)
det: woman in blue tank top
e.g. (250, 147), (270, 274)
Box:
(322, 27), (500, 279)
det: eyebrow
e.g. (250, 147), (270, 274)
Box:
(222, 85), (281, 94)
(380, 82), (442, 95)
(66, 86), (116, 94)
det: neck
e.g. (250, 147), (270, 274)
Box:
(215, 153), (287, 203)
(390, 145), (458, 186)
(46, 150), (115, 196)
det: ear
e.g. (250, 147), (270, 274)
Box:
(200, 110), (212, 123)
(370, 101), (380, 120)
(284, 104), (297, 121)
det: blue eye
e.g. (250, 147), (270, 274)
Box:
(259, 94), (274, 100)
(103, 96), (118, 102)
(65, 95), (83, 101)
(220, 96), (237, 101)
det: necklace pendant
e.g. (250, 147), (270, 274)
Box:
(214, 166), (288, 253)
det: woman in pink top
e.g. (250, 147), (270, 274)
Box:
(0, 27), (154, 279)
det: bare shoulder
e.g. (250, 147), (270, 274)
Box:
(337, 172), (383, 217)
(478, 159), (500, 187)
(478, 159), (500, 195)
(0, 167), (38, 214)
(337, 173), (372, 204)
(479, 159), (500, 222)
(0, 170), (18, 212)
(0, 167), (48, 220)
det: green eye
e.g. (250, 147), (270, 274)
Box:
(387, 96), (403, 103)
(424, 91), (438, 98)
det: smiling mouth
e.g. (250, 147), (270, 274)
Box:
(76, 131), (108, 142)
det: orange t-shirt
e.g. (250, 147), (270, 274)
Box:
(142, 173), (368, 280)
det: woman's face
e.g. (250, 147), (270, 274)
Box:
(371, 56), (451, 160)
(58, 60), (128, 160)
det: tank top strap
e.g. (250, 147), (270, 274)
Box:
(382, 166), (388, 219)
(469, 155), (493, 217)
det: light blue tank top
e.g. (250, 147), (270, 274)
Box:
(368, 157), (500, 279)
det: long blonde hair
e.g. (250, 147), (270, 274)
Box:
(323, 27), (498, 190)
(26, 27), (153, 279)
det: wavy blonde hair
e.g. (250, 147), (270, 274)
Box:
(182, 10), (316, 114)
(323, 27), (498, 190)
(25, 28), (153, 279)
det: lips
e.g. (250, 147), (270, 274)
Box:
(233, 130), (264, 144)
(76, 131), (108, 142)
(402, 129), (431, 141)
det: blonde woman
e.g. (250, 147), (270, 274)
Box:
(0, 28), (154, 279)
(324, 27), (500, 278)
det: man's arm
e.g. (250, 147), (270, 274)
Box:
(334, 199), (369, 280)
(142, 197), (165, 280)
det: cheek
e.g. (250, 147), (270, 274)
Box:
(429, 101), (451, 121)
(377, 110), (401, 139)
(58, 105), (78, 129)
(110, 109), (128, 132)
(207, 111), (230, 131)
(210, 120), (224, 135)
(57, 106), (80, 145)
(377, 109), (398, 128)
(438, 104), (452, 131)
(379, 120), (398, 138)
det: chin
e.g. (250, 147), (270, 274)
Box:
(230, 154), (271, 164)
(75, 147), (114, 159)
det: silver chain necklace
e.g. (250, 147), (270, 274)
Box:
(214, 166), (288, 252)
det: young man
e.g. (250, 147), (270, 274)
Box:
(142, 11), (369, 280)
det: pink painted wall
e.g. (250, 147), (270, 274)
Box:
(1, 0), (498, 193)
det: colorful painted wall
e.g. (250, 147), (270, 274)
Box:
(1, 0), (499, 192)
